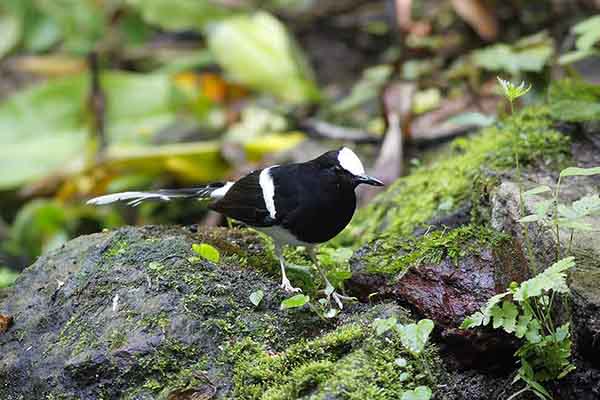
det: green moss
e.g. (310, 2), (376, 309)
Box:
(103, 239), (128, 258)
(225, 315), (438, 399)
(123, 338), (208, 400)
(139, 311), (170, 331)
(363, 225), (510, 275)
(107, 329), (128, 350)
(57, 314), (99, 356)
(335, 105), (570, 247)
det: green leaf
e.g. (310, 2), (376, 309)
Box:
(192, 243), (220, 263)
(398, 319), (434, 355)
(557, 219), (594, 231)
(554, 322), (570, 342)
(280, 294), (309, 310)
(324, 308), (339, 319)
(249, 290), (264, 307)
(460, 312), (485, 329)
(497, 77), (532, 102)
(525, 319), (542, 344)
(318, 247), (354, 267)
(560, 166), (600, 177)
(373, 317), (398, 336)
(0, 72), (175, 189)
(534, 199), (553, 218)
(0, 267), (19, 289)
(490, 300), (519, 333)
(515, 310), (533, 339)
(548, 79), (600, 122)
(572, 15), (600, 50)
(327, 271), (353, 289)
(333, 65), (393, 113)
(472, 33), (553, 74)
(572, 194), (600, 217)
(395, 357), (408, 367)
(524, 185), (552, 197)
(0, 9), (21, 59)
(37, 0), (110, 54)
(513, 257), (575, 302)
(519, 214), (540, 223)
(557, 204), (578, 220)
(461, 291), (510, 329)
(401, 386), (432, 400)
(445, 112), (496, 128)
(127, 0), (235, 31)
(207, 12), (320, 104)
(559, 49), (599, 65)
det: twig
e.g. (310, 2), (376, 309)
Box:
(299, 118), (381, 144)
(88, 52), (107, 161)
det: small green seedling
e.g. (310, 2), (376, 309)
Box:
(249, 290), (264, 307)
(192, 243), (220, 263)
(497, 77), (531, 113)
(280, 294), (309, 310)
(401, 386), (433, 400)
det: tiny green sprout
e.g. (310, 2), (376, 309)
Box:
(497, 77), (531, 113)
(249, 290), (264, 307)
(191, 243), (220, 263)
(280, 294), (309, 310)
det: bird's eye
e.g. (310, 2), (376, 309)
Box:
(333, 165), (343, 172)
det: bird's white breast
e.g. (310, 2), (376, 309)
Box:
(257, 226), (308, 247)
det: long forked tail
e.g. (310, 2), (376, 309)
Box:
(87, 182), (233, 207)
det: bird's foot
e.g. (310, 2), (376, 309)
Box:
(281, 277), (302, 293)
(324, 283), (356, 310)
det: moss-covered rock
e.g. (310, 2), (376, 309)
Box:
(0, 225), (438, 399)
(335, 105), (570, 247)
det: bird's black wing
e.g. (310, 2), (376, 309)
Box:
(209, 170), (275, 227)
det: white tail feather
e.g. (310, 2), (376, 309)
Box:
(86, 182), (234, 207)
(86, 192), (170, 206)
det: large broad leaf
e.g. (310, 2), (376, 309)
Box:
(548, 79), (600, 122)
(0, 72), (175, 190)
(472, 32), (554, 74)
(0, 7), (21, 59)
(35, 0), (110, 54)
(207, 12), (320, 104)
(560, 15), (600, 64)
(127, 0), (236, 31)
(0, 70), (306, 190)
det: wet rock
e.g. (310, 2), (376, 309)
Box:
(489, 159), (600, 369)
(349, 241), (528, 368)
(0, 225), (439, 400)
(0, 225), (308, 399)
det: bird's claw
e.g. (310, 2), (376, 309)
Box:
(281, 277), (302, 294)
(324, 284), (356, 310)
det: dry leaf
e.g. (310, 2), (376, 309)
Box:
(0, 314), (13, 334)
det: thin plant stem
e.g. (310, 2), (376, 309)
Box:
(567, 229), (574, 255)
(515, 154), (539, 274)
(553, 176), (563, 262)
(507, 385), (530, 400)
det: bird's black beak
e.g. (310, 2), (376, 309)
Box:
(355, 175), (384, 186)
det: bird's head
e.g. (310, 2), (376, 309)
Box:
(315, 147), (384, 188)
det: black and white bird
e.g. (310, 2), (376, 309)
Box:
(87, 147), (383, 307)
